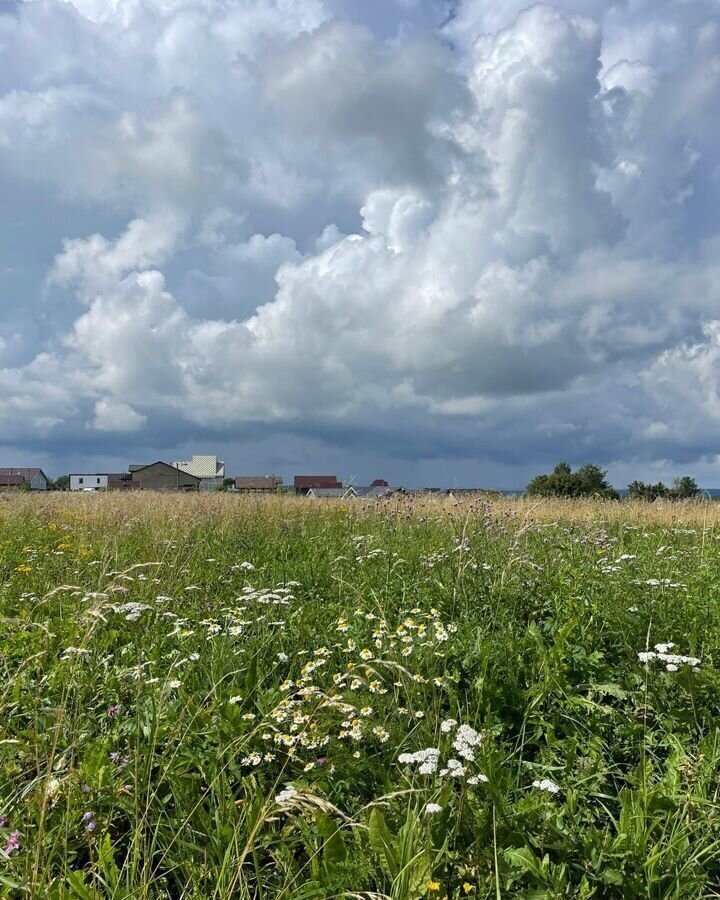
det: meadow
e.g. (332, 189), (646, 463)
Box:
(0, 492), (718, 898)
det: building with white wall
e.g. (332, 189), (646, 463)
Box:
(171, 455), (225, 491)
(70, 474), (109, 491)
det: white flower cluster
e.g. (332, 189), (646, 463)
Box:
(275, 786), (298, 805)
(468, 774), (488, 785)
(439, 758), (466, 778)
(398, 748), (441, 774)
(635, 578), (686, 590)
(399, 722), (488, 785)
(532, 779), (560, 794)
(453, 724), (483, 761)
(638, 643), (701, 672)
(113, 602), (152, 622)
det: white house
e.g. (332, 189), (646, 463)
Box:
(171, 455), (225, 491)
(70, 474), (109, 491)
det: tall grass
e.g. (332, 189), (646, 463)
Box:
(0, 492), (718, 897)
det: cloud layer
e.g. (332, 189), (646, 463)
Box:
(2, 0), (720, 484)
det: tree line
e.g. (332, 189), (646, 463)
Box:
(526, 462), (700, 500)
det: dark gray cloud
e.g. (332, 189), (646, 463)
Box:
(2, 0), (720, 488)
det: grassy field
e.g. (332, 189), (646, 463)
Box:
(0, 492), (718, 898)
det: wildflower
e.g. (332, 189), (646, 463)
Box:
(61, 647), (90, 660)
(167, 680), (182, 689)
(228, 695), (243, 704)
(277, 652), (289, 662)
(46, 777), (61, 800)
(241, 713), (256, 721)
(453, 724), (482, 761)
(424, 802), (443, 814)
(0, 815), (7, 828)
(275, 786), (298, 805)
(360, 706), (373, 717)
(399, 748), (440, 773)
(241, 753), (263, 766)
(638, 647), (701, 669)
(439, 758), (466, 778)
(107, 704), (121, 718)
(82, 811), (97, 833)
(440, 719), (457, 733)
(463, 884), (476, 894)
(240, 562), (255, 571)
(468, 774), (488, 785)
(359, 648), (373, 661)
(316, 756), (326, 766)
(532, 779), (560, 794)
(372, 726), (390, 742)
(4, 830), (21, 855)
(427, 882), (441, 893)
(109, 752), (130, 769)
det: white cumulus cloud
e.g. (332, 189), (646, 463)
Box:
(2, 0), (720, 484)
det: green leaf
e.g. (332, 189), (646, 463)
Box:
(316, 812), (347, 870)
(368, 808), (398, 881)
(505, 846), (545, 881)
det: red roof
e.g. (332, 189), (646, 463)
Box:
(294, 475), (342, 489)
(370, 479), (389, 487)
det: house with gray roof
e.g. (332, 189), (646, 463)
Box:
(0, 467), (48, 491)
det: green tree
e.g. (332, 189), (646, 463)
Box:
(628, 480), (669, 501)
(628, 478), (698, 501)
(50, 474), (70, 491)
(671, 475), (699, 499)
(526, 462), (618, 499)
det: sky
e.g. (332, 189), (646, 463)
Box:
(2, 0), (720, 488)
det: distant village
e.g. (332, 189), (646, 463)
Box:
(0, 456), (442, 498)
